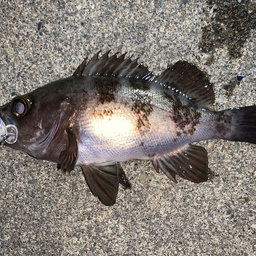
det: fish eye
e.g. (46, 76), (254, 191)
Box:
(11, 96), (32, 117)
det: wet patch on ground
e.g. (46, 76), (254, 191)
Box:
(199, 0), (256, 58)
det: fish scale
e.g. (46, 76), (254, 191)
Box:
(76, 90), (219, 164)
(0, 51), (255, 206)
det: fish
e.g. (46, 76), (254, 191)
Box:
(0, 50), (255, 206)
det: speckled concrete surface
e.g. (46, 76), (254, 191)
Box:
(0, 0), (256, 255)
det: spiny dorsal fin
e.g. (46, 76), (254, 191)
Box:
(73, 51), (154, 80)
(74, 51), (214, 107)
(154, 61), (215, 107)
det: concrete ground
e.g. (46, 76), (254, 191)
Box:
(0, 0), (256, 255)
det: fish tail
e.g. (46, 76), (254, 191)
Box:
(227, 105), (256, 144)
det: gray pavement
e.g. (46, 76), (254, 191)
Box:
(0, 0), (256, 255)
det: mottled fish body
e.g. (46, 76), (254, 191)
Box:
(0, 51), (255, 205)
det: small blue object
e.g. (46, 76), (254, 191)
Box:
(236, 75), (246, 82)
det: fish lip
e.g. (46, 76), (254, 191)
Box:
(0, 109), (19, 144)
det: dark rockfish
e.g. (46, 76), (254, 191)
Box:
(0, 51), (255, 205)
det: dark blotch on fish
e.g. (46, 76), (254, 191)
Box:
(131, 94), (153, 135)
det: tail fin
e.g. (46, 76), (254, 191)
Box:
(228, 106), (256, 144)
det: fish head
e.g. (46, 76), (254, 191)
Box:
(0, 87), (74, 162)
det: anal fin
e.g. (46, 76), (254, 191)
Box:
(152, 144), (210, 183)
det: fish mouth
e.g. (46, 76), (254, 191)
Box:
(0, 117), (18, 144)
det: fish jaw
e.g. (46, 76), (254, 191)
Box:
(0, 108), (65, 162)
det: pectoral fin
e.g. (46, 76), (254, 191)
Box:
(81, 163), (130, 206)
(152, 144), (210, 183)
(59, 128), (78, 172)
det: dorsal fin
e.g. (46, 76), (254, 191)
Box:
(154, 61), (215, 107)
(74, 51), (214, 107)
(73, 51), (154, 80)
